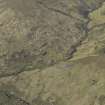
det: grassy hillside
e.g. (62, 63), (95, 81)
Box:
(0, 55), (105, 105)
(0, 0), (105, 105)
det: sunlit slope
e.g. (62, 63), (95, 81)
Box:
(71, 2), (105, 60)
(0, 55), (105, 105)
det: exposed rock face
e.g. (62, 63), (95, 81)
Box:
(0, 0), (105, 105)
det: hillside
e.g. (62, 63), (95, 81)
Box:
(0, 0), (105, 105)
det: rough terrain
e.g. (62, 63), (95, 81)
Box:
(0, 0), (105, 105)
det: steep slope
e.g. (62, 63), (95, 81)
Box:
(0, 0), (105, 76)
(71, 1), (105, 60)
(0, 0), (86, 76)
(0, 0), (105, 105)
